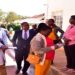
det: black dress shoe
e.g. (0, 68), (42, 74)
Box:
(22, 72), (28, 75)
(15, 69), (20, 74)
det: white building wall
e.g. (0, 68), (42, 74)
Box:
(45, 0), (75, 31)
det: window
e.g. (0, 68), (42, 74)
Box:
(51, 10), (63, 28)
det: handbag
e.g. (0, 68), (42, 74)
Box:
(26, 53), (40, 64)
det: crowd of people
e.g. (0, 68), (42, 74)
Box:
(0, 15), (75, 75)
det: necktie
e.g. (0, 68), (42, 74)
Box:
(24, 31), (27, 40)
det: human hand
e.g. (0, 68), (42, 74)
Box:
(1, 45), (8, 52)
(63, 38), (71, 44)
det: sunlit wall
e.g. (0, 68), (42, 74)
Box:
(45, 0), (75, 31)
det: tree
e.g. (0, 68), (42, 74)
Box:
(0, 9), (3, 16)
(5, 12), (19, 24)
(0, 9), (4, 21)
(17, 15), (28, 19)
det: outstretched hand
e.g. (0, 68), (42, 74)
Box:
(1, 45), (8, 52)
(63, 38), (71, 45)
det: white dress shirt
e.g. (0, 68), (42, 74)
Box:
(0, 49), (5, 65)
(0, 28), (12, 45)
(0, 42), (5, 65)
(22, 30), (29, 39)
(0, 28), (12, 65)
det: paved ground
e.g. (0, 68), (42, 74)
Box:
(6, 47), (75, 75)
(53, 47), (75, 75)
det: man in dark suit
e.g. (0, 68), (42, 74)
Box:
(30, 24), (38, 36)
(47, 19), (64, 44)
(13, 22), (35, 75)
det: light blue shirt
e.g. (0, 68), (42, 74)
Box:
(0, 28), (12, 65)
(0, 28), (12, 45)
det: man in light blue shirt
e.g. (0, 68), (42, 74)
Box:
(0, 27), (12, 75)
(0, 27), (12, 45)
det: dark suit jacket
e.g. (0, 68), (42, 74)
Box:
(12, 29), (36, 60)
(12, 29), (35, 57)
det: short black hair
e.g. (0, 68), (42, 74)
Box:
(21, 22), (29, 26)
(70, 15), (75, 20)
(48, 19), (55, 23)
(37, 23), (52, 32)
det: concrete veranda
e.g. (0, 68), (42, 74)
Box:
(6, 47), (75, 75)
(53, 47), (75, 75)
